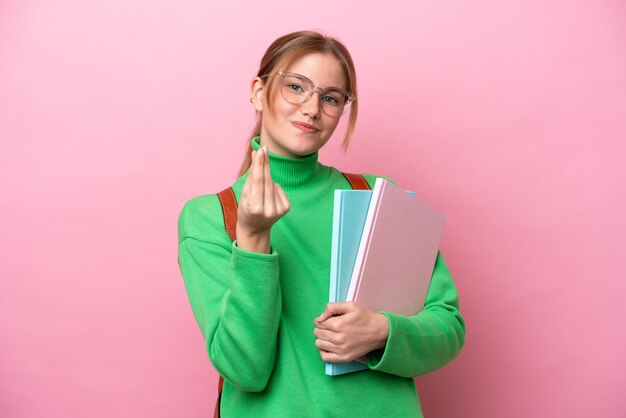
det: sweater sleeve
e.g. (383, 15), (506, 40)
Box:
(366, 251), (465, 377)
(177, 196), (282, 392)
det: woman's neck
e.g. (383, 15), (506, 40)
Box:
(250, 136), (320, 190)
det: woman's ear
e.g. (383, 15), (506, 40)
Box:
(250, 77), (264, 112)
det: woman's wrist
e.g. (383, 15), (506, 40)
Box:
(373, 313), (390, 350)
(236, 226), (271, 254)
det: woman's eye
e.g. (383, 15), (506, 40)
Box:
(321, 95), (340, 105)
(287, 83), (305, 93)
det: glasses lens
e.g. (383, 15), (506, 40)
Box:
(319, 88), (347, 117)
(279, 73), (350, 117)
(280, 74), (312, 104)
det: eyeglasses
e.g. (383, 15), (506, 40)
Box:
(262, 71), (355, 117)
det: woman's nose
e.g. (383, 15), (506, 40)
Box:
(300, 90), (321, 119)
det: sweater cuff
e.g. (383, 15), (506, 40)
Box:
(367, 311), (401, 372)
(231, 240), (278, 262)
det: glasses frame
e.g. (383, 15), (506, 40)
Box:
(260, 71), (356, 117)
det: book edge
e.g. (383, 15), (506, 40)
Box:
(347, 177), (385, 301)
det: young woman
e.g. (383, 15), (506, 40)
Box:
(178, 30), (465, 417)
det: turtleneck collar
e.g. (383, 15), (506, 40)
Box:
(250, 136), (321, 190)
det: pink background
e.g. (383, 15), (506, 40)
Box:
(2, 1), (625, 417)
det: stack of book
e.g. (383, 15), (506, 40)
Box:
(326, 178), (446, 376)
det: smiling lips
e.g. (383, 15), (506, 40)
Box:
(291, 121), (320, 133)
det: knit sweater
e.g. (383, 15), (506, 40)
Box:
(178, 137), (465, 417)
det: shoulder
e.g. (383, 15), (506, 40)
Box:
(179, 193), (222, 225)
(177, 192), (230, 245)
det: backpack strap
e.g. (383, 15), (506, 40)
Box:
(213, 377), (224, 418)
(212, 172), (369, 417)
(342, 172), (372, 191)
(216, 187), (238, 241)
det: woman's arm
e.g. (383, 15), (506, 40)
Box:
(179, 235), (281, 391)
(178, 147), (290, 392)
(313, 252), (465, 378)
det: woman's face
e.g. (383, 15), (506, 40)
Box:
(253, 53), (347, 158)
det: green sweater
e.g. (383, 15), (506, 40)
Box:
(178, 137), (465, 417)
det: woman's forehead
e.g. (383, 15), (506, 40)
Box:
(284, 53), (347, 89)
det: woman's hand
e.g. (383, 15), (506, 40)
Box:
(236, 146), (290, 253)
(313, 302), (390, 363)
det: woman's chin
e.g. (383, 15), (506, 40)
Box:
(284, 141), (323, 157)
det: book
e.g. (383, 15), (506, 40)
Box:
(346, 178), (446, 316)
(326, 189), (372, 376)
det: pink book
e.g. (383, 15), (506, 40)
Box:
(346, 178), (446, 316)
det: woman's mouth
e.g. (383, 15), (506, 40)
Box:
(291, 121), (320, 133)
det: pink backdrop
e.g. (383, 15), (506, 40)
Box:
(2, 1), (625, 417)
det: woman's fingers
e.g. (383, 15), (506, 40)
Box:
(273, 183), (291, 215)
(315, 337), (337, 352)
(273, 183), (284, 214)
(262, 147), (276, 217)
(275, 183), (290, 214)
(313, 327), (341, 344)
(319, 350), (348, 363)
(248, 148), (265, 213)
(316, 342), (351, 363)
(238, 146), (291, 236)
(240, 150), (256, 199)
(314, 302), (355, 326)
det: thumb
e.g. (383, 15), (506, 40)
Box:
(315, 302), (356, 324)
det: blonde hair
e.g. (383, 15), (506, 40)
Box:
(237, 30), (358, 177)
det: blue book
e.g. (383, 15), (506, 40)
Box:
(326, 189), (373, 376)
(326, 188), (417, 376)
